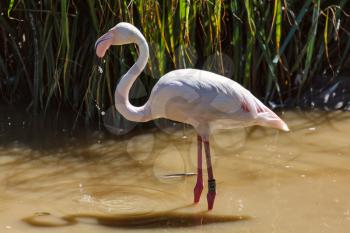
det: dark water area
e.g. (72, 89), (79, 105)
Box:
(284, 74), (350, 110)
(0, 104), (183, 150)
(0, 105), (90, 148)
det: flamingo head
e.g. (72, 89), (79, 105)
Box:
(95, 22), (141, 58)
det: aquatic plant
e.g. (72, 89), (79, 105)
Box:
(1, 0), (350, 121)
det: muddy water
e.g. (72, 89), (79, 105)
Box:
(1, 111), (350, 233)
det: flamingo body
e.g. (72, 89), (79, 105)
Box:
(147, 68), (288, 136)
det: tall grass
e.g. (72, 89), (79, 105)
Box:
(1, 0), (350, 121)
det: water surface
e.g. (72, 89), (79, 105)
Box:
(1, 111), (350, 232)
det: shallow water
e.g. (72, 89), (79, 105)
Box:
(1, 111), (350, 232)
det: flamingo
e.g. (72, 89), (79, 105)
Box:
(95, 22), (289, 210)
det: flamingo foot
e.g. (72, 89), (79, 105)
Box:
(193, 182), (204, 203)
(207, 179), (216, 210)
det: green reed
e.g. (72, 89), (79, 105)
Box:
(1, 0), (350, 121)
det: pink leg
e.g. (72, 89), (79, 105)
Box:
(204, 139), (216, 210)
(193, 135), (204, 203)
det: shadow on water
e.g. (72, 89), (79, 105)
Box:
(22, 206), (250, 229)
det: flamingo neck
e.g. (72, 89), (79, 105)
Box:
(115, 36), (151, 122)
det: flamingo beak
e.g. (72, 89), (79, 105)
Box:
(95, 32), (114, 58)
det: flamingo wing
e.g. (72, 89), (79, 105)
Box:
(240, 91), (289, 131)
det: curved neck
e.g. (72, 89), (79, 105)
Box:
(115, 35), (151, 122)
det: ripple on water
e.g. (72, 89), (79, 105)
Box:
(74, 185), (180, 214)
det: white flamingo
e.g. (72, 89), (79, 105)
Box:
(95, 22), (289, 210)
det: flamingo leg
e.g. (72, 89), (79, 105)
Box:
(193, 135), (204, 203)
(204, 139), (216, 210)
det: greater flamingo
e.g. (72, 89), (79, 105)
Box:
(95, 22), (289, 210)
